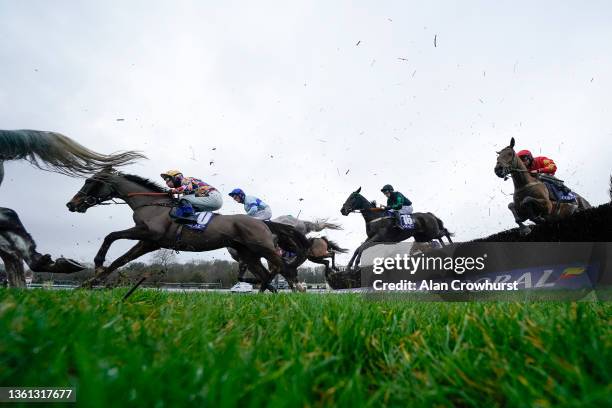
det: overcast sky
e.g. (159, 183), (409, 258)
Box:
(1, 0), (610, 266)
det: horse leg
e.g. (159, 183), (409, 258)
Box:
(347, 248), (360, 270)
(82, 241), (161, 288)
(0, 250), (26, 288)
(0, 208), (57, 273)
(228, 247), (250, 281)
(93, 226), (152, 268)
(508, 202), (531, 235)
(354, 237), (383, 268)
(237, 249), (275, 293)
(521, 197), (549, 224)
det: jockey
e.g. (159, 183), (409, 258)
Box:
(381, 184), (414, 228)
(516, 150), (572, 200)
(160, 170), (223, 217)
(228, 188), (272, 220)
(516, 150), (557, 175)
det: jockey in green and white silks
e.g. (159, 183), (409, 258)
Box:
(160, 170), (223, 214)
(228, 188), (272, 220)
(381, 184), (414, 228)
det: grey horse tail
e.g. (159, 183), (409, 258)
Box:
(320, 237), (348, 254)
(302, 218), (343, 234)
(0, 129), (146, 176)
(264, 221), (310, 267)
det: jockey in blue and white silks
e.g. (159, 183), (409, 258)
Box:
(228, 188), (273, 220)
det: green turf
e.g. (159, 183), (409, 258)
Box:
(0, 289), (610, 407)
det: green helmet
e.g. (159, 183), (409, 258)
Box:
(381, 184), (394, 193)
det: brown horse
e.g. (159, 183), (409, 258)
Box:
(66, 169), (309, 292)
(0, 129), (145, 287)
(307, 237), (347, 275)
(228, 236), (347, 287)
(494, 137), (591, 235)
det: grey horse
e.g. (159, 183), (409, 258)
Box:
(0, 129), (144, 287)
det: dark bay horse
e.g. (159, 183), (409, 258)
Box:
(340, 187), (453, 269)
(0, 129), (144, 287)
(66, 169), (309, 292)
(228, 215), (343, 286)
(229, 235), (347, 286)
(494, 137), (591, 235)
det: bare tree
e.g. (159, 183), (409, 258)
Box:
(149, 249), (177, 287)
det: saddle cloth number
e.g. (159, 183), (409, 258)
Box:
(400, 214), (414, 229)
(196, 211), (214, 226)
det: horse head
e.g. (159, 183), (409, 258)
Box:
(340, 187), (372, 215)
(494, 137), (519, 179)
(66, 168), (118, 213)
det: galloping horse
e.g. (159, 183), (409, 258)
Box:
(229, 235), (348, 287)
(66, 169), (310, 292)
(228, 215), (343, 284)
(494, 137), (591, 235)
(340, 187), (453, 269)
(0, 129), (144, 287)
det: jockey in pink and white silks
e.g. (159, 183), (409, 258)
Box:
(160, 170), (223, 216)
(228, 188), (273, 220)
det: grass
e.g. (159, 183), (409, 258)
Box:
(0, 289), (610, 407)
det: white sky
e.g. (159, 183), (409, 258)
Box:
(1, 0), (610, 266)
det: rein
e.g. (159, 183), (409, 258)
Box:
(127, 192), (171, 197)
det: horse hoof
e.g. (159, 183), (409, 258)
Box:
(519, 226), (532, 236)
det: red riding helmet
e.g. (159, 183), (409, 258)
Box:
(516, 149), (533, 160)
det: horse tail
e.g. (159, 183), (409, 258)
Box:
(430, 213), (454, 243)
(323, 238), (348, 254)
(303, 218), (342, 234)
(264, 221), (309, 267)
(0, 129), (146, 176)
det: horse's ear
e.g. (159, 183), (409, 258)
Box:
(510, 137), (515, 148)
(356, 187), (361, 194)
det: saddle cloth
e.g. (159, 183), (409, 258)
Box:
(184, 211), (216, 231)
(543, 182), (577, 203)
(399, 214), (415, 230)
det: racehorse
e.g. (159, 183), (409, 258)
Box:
(494, 137), (591, 235)
(340, 187), (453, 269)
(228, 215), (343, 285)
(306, 236), (347, 276)
(228, 235), (348, 286)
(66, 169), (310, 292)
(0, 129), (144, 287)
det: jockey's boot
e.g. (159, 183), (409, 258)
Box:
(170, 201), (198, 224)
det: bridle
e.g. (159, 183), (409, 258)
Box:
(73, 181), (172, 210)
(497, 148), (530, 180)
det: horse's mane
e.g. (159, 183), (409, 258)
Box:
(121, 173), (168, 192)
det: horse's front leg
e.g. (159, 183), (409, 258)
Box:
(94, 226), (152, 268)
(82, 240), (161, 288)
(508, 202), (531, 235)
(520, 197), (550, 224)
